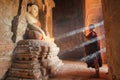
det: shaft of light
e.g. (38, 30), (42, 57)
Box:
(60, 34), (105, 55)
(56, 21), (104, 40)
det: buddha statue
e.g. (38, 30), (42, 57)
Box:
(25, 3), (46, 40)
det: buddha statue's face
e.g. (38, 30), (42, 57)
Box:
(29, 5), (39, 17)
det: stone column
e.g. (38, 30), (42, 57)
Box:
(85, 0), (103, 26)
(44, 0), (55, 38)
(85, 0), (107, 63)
(102, 0), (120, 80)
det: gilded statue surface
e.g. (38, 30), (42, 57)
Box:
(25, 3), (46, 40)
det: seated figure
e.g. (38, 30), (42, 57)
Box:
(24, 3), (46, 40)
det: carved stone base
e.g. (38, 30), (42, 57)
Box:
(5, 39), (61, 80)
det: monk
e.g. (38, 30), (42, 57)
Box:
(83, 24), (102, 78)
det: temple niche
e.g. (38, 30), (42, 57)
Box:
(0, 0), (55, 79)
(14, 0), (55, 42)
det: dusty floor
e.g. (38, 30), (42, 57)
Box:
(50, 60), (108, 80)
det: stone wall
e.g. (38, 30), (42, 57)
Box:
(85, 0), (107, 63)
(102, 0), (120, 80)
(0, 0), (19, 79)
(85, 0), (103, 26)
(53, 0), (85, 60)
(0, 0), (31, 79)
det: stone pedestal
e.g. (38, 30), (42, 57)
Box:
(5, 39), (61, 80)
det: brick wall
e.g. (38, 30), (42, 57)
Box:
(85, 0), (103, 26)
(0, 0), (28, 79)
(53, 0), (85, 60)
(102, 0), (120, 79)
(0, 41), (14, 79)
(85, 0), (107, 63)
(0, 0), (19, 79)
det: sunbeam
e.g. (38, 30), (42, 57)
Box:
(56, 21), (104, 40)
(60, 34), (105, 55)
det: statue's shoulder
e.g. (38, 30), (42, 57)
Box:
(25, 12), (38, 24)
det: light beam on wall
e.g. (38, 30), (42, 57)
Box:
(55, 21), (104, 40)
(60, 34), (105, 55)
